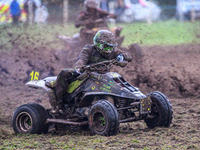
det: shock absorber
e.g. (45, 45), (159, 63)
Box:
(119, 99), (126, 108)
(118, 98), (127, 119)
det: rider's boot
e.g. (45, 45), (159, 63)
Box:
(50, 96), (65, 114)
(50, 88), (65, 114)
(51, 69), (75, 114)
(51, 105), (64, 114)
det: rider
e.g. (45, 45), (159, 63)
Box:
(58, 0), (121, 44)
(53, 30), (132, 113)
(75, 0), (116, 30)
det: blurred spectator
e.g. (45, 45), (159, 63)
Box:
(139, 0), (147, 7)
(35, 2), (49, 23)
(24, 0), (37, 24)
(10, 0), (21, 25)
(114, 0), (125, 17)
(100, 0), (109, 11)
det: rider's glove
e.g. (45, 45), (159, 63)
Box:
(72, 69), (81, 77)
(116, 54), (128, 67)
(116, 54), (124, 62)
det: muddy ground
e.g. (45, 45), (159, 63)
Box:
(0, 43), (200, 149)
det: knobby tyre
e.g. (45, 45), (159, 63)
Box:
(144, 91), (173, 128)
(12, 103), (49, 134)
(89, 100), (119, 136)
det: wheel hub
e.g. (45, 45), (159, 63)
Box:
(16, 112), (33, 133)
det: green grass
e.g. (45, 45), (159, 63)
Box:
(1, 130), (199, 150)
(0, 23), (79, 52)
(0, 20), (200, 52)
(116, 20), (200, 46)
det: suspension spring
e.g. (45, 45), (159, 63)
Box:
(119, 99), (126, 108)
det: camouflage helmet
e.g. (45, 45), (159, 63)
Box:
(93, 30), (118, 55)
(84, 0), (98, 9)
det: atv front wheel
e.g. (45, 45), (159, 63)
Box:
(12, 103), (49, 134)
(144, 92), (173, 128)
(89, 100), (119, 136)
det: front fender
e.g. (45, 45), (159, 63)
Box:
(79, 91), (146, 107)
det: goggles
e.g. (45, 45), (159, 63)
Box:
(103, 44), (114, 52)
(96, 41), (118, 53)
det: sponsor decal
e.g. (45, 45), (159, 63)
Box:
(108, 80), (113, 86)
(103, 84), (111, 89)
(100, 87), (111, 92)
(95, 81), (100, 84)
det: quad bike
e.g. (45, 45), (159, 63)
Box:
(12, 60), (173, 136)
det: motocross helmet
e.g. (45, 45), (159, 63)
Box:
(84, 0), (98, 9)
(93, 30), (118, 55)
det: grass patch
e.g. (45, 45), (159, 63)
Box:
(0, 20), (199, 52)
(0, 23), (79, 52)
(116, 20), (200, 46)
(131, 139), (140, 143)
(0, 129), (200, 150)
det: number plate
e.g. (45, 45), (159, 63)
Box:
(140, 97), (151, 114)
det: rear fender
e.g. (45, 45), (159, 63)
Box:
(26, 80), (51, 92)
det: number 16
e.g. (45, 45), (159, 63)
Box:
(30, 71), (39, 81)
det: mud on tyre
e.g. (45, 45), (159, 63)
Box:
(88, 100), (119, 136)
(12, 103), (49, 134)
(144, 91), (173, 128)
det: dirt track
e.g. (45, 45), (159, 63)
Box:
(1, 43), (200, 96)
(0, 43), (200, 149)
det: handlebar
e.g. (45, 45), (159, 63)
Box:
(81, 59), (128, 73)
(76, 59), (128, 80)
(82, 60), (116, 72)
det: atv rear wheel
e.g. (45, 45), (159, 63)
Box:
(89, 100), (119, 136)
(12, 103), (49, 134)
(144, 92), (173, 128)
